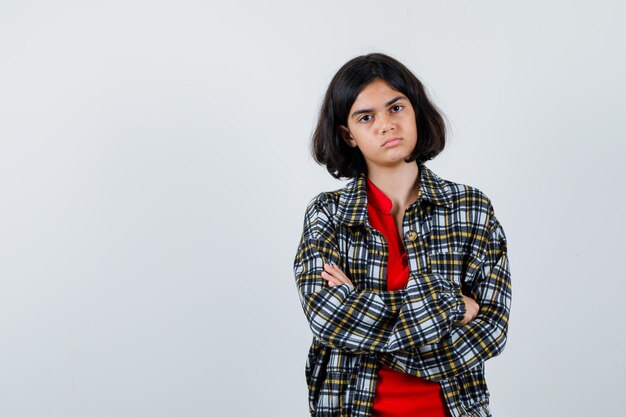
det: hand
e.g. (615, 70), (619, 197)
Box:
(321, 262), (354, 287)
(458, 294), (480, 325)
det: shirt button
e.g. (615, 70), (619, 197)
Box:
(404, 230), (418, 241)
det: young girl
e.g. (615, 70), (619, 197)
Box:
(293, 52), (511, 417)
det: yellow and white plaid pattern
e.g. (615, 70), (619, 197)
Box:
(293, 162), (512, 417)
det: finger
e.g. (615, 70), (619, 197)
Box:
(330, 263), (346, 276)
(330, 262), (342, 270)
(331, 264), (354, 286)
(323, 263), (355, 287)
(328, 263), (351, 284)
(321, 271), (343, 288)
(324, 263), (345, 283)
(320, 271), (333, 283)
(325, 275), (341, 287)
(320, 271), (333, 281)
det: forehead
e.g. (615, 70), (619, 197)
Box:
(352, 79), (405, 106)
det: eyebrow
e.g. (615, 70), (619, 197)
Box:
(351, 96), (407, 119)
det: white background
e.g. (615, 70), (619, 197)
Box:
(1, 1), (625, 416)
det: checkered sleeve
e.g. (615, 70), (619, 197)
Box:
(293, 194), (467, 354)
(375, 204), (512, 380)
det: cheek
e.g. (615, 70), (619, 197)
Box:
(397, 111), (413, 124)
(406, 117), (418, 136)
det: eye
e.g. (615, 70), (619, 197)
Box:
(358, 114), (372, 123)
(391, 105), (404, 112)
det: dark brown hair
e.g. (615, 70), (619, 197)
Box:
(311, 52), (448, 180)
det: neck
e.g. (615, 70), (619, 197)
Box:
(366, 162), (421, 211)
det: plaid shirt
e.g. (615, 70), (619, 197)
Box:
(293, 162), (512, 417)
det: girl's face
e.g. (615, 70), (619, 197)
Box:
(339, 78), (418, 172)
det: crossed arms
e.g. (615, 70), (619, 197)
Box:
(293, 194), (512, 381)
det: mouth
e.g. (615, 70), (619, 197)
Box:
(382, 137), (402, 147)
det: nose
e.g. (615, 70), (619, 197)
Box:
(378, 112), (394, 134)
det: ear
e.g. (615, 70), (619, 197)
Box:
(338, 125), (357, 148)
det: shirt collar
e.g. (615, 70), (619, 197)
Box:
(366, 176), (393, 214)
(334, 162), (455, 227)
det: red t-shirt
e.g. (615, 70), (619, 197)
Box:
(367, 177), (452, 417)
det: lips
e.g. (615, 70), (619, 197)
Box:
(382, 137), (401, 147)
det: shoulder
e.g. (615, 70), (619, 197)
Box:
(430, 169), (499, 232)
(436, 174), (504, 239)
(419, 163), (493, 213)
(427, 165), (494, 212)
(300, 185), (346, 235)
(304, 182), (350, 215)
(446, 180), (493, 209)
